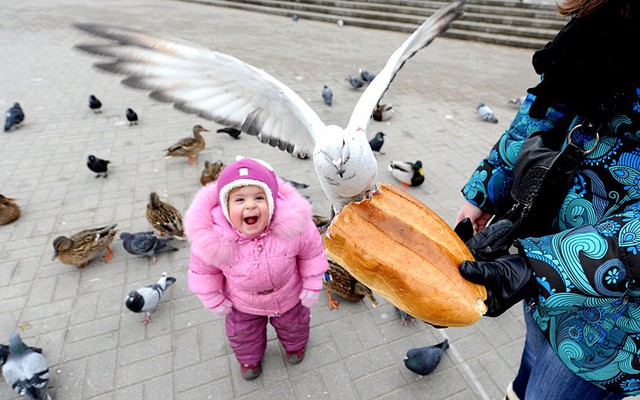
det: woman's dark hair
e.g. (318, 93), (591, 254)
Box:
(557, 0), (634, 18)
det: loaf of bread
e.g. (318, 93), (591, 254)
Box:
(324, 184), (487, 327)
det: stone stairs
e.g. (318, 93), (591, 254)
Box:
(179, 0), (568, 49)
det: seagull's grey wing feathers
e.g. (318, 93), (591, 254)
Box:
(347, 1), (466, 132)
(74, 23), (325, 159)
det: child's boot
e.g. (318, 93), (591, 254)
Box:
(240, 363), (261, 380)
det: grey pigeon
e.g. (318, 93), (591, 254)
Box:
(120, 231), (178, 263)
(345, 76), (365, 89)
(125, 272), (176, 324)
(404, 339), (449, 376)
(368, 131), (385, 154)
(359, 69), (376, 82)
(291, 14), (300, 22)
(126, 108), (138, 125)
(89, 94), (102, 113)
(477, 102), (498, 124)
(87, 154), (110, 178)
(4, 103), (24, 132)
(0, 344), (42, 367)
(216, 126), (241, 139)
(395, 306), (417, 326)
(1, 333), (51, 400)
(322, 85), (333, 106)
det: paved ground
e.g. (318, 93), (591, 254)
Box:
(0, 0), (543, 398)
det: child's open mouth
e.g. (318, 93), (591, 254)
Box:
(244, 216), (258, 225)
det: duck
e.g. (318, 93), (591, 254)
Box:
(164, 124), (209, 165)
(0, 195), (20, 225)
(200, 159), (225, 186)
(324, 258), (378, 310)
(388, 160), (425, 188)
(372, 103), (393, 122)
(146, 192), (185, 240)
(52, 223), (118, 268)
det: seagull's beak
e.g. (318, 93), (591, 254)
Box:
(332, 158), (345, 178)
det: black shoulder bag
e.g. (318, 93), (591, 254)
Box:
(490, 121), (600, 249)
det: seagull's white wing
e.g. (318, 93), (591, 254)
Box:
(346, 0), (467, 133)
(74, 23), (326, 159)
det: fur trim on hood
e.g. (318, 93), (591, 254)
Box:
(185, 178), (313, 266)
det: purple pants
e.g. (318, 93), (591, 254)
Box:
(224, 301), (310, 365)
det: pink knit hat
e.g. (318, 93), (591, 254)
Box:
(216, 156), (279, 225)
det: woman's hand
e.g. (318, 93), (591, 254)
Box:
(456, 201), (492, 232)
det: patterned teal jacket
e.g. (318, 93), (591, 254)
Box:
(463, 88), (640, 394)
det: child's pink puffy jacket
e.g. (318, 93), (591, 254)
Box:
(185, 179), (328, 316)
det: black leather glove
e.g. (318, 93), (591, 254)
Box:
(455, 218), (515, 262)
(460, 254), (534, 317)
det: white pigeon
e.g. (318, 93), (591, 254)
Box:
(125, 272), (176, 324)
(74, 0), (467, 213)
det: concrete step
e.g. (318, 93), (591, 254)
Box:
(180, 0), (566, 49)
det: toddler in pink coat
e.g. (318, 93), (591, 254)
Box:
(185, 156), (328, 380)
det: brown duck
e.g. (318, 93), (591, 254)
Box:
(324, 258), (378, 309)
(200, 159), (225, 186)
(0, 195), (20, 225)
(164, 124), (209, 165)
(52, 223), (118, 268)
(146, 192), (185, 240)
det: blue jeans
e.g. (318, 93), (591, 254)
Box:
(512, 303), (624, 400)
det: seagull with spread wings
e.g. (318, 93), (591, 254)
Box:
(74, 0), (466, 213)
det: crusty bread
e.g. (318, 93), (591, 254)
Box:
(324, 184), (487, 327)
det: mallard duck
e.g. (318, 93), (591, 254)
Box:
(146, 192), (185, 240)
(372, 103), (393, 122)
(52, 223), (118, 268)
(200, 159), (225, 186)
(324, 258), (378, 310)
(388, 160), (425, 188)
(0, 195), (20, 225)
(164, 124), (209, 165)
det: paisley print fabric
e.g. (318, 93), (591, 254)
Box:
(463, 87), (640, 394)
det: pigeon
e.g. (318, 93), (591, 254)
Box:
(322, 85), (333, 106)
(87, 154), (110, 178)
(200, 159), (225, 186)
(368, 131), (385, 154)
(477, 102), (498, 124)
(120, 231), (178, 263)
(0, 344), (42, 367)
(89, 94), (102, 113)
(126, 108), (138, 125)
(346, 76), (365, 89)
(359, 69), (376, 82)
(216, 126), (241, 139)
(125, 272), (176, 324)
(282, 177), (309, 189)
(372, 103), (393, 122)
(74, 0), (467, 214)
(4, 102), (24, 132)
(388, 160), (425, 187)
(508, 95), (526, 108)
(291, 14), (300, 22)
(404, 339), (450, 376)
(1, 333), (51, 400)
(395, 306), (418, 326)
